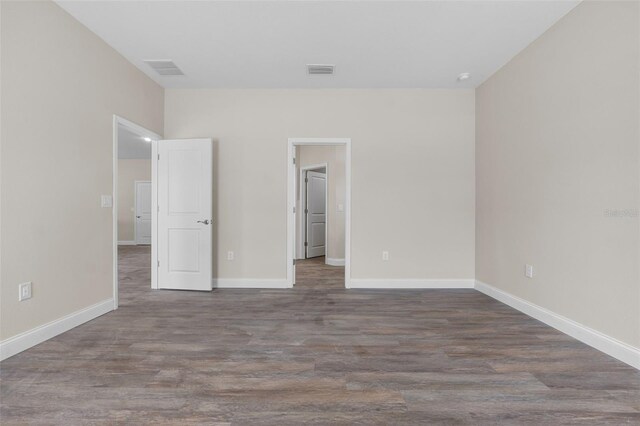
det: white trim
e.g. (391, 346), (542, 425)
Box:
(475, 280), (640, 370)
(288, 138), (351, 288)
(349, 279), (475, 289)
(213, 279), (290, 289)
(113, 116), (161, 307)
(117, 240), (136, 246)
(0, 299), (114, 361)
(325, 258), (345, 266)
(298, 162), (328, 260)
(133, 180), (152, 245)
(151, 140), (159, 290)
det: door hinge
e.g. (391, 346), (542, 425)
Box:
(293, 259), (296, 265)
(293, 206), (296, 213)
(157, 153), (160, 160)
(293, 157), (296, 165)
(304, 208), (308, 214)
(157, 260), (160, 268)
(304, 242), (308, 247)
(305, 178), (308, 183)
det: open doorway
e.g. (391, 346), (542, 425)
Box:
(112, 116), (161, 309)
(287, 139), (351, 288)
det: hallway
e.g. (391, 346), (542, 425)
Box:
(294, 256), (345, 290)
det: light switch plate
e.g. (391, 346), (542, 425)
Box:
(382, 251), (389, 261)
(227, 251), (234, 261)
(101, 195), (113, 208)
(525, 264), (534, 278)
(337, 204), (344, 212)
(19, 282), (32, 301)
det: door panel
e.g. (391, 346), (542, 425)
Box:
(158, 139), (212, 291)
(306, 171), (326, 258)
(135, 181), (152, 244)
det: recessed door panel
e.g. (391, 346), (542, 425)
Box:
(168, 229), (200, 273)
(168, 150), (201, 214)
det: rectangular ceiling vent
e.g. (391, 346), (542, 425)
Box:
(307, 64), (335, 75)
(144, 60), (184, 76)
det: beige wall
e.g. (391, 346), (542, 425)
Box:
(476, 1), (640, 347)
(296, 145), (346, 261)
(165, 89), (475, 281)
(0, 1), (164, 340)
(118, 160), (152, 242)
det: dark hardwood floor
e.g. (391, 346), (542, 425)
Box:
(1, 246), (638, 424)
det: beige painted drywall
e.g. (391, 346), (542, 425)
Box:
(0, 1), (164, 340)
(118, 160), (152, 243)
(164, 89), (475, 281)
(296, 145), (346, 261)
(476, 1), (640, 347)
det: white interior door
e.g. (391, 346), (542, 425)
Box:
(157, 138), (212, 291)
(135, 181), (152, 245)
(305, 171), (326, 258)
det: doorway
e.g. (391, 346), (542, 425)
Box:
(287, 138), (351, 288)
(112, 116), (161, 309)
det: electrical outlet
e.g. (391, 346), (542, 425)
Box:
(227, 251), (234, 261)
(19, 282), (32, 301)
(525, 264), (534, 278)
(382, 251), (389, 261)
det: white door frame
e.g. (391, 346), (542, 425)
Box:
(134, 180), (152, 245)
(298, 163), (328, 261)
(287, 138), (351, 288)
(112, 115), (162, 309)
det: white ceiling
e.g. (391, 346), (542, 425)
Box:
(118, 126), (151, 159)
(56, 1), (579, 89)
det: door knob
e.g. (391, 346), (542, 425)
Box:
(136, 216), (141, 219)
(197, 219), (210, 225)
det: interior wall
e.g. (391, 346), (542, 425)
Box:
(0, 1), (164, 341)
(476, 1), (640, 347)
(118, 159), (152, 243)
(164, 89), (475, 281)
(296, 145), (346, 261)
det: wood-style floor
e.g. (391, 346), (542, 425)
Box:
(1, 246), (639, 424)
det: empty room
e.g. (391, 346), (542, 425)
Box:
(1, 0), (638, 424)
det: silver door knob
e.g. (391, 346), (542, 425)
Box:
(136, 216), (141, 218)
(197, 219), (210, 225)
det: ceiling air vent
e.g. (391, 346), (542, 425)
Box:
(307, 64), (335, 75)
(144, 60), (184, 76)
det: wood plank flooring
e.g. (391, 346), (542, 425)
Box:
(1, 245), (638, 424)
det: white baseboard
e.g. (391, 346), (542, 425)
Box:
(117, 240), (136, 246)
(475, 280), (640, 370)
(348, 279), (475, 289)
(0, 298), (114, 361)
(326, 258), (345, 266)
(213, 279), (291, 289)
